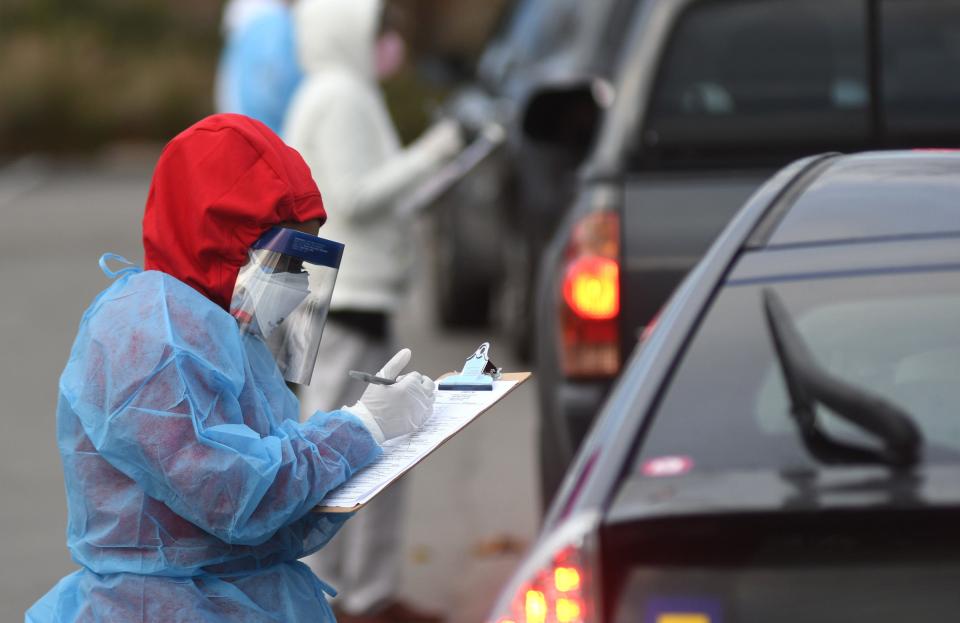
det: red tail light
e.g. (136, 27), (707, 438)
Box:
(559, 210), (620, 377)
(488, 517), (599, 623)
(491, 547), (592, 623)
(563, 256), (620, 320)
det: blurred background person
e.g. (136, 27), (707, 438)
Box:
(283, 0), (464, 621)
(215, 0), (303, 133)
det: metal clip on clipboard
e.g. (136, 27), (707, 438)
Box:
(438, 342), (502, 391)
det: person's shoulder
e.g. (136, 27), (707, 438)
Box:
(75, 270), (246, 386)
(88, 271), (238, 343)
(146, 271), (240, 329)
(63, 270), (248, 408)
(98, 270), (201, 307)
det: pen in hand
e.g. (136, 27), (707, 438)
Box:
(349, 370), (398, 386)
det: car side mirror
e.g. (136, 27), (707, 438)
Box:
(521, 80), (613, 155)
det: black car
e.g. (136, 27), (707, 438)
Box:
(431, 0), (637, 351)
(532, 0), (960, 503)
(488, 150), (960, 623)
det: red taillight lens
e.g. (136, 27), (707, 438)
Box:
(559, 210), (620, 378)
(488, 515), (600, 623)
(493, 546), (591, 623)
(563, 256), (620, 320)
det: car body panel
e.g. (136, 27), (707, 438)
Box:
(767, 152), (960, 247)
(620, 171), (767, 346)
(731, 234), (960, 285)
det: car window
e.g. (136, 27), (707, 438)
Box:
(635, 267), (960, 472)
(881, 0), (960, 143)
(639, 0), (870, 166)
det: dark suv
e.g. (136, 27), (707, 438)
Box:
(533, 0), (960, 503)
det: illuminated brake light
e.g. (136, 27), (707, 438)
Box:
(525, 591), (548, 623)
(555, 598), (582, 623)
(563, 256), (620, 320)
(554, 567), (581, 593)
(488, 545), (591, 623)
(487, 516), (601, 623)
(559, 208), (621, 378)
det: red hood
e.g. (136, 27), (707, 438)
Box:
(143, 114), (326, 309)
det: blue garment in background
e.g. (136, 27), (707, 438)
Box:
(27, 263), (380, 622)
(217, 4), (303, 134)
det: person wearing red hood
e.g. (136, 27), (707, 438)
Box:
(25, 114), (434, 623)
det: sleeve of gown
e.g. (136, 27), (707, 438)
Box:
(308, 95), (454, 222)
(63, 283), (382, 546)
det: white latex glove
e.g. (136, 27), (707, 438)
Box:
(345, 349), (436, 443)
(417, 118), (465, 160)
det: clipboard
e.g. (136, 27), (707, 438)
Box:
(314, 344), (530, 513)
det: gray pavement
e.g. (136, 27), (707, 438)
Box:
(0, 154), (539, 622)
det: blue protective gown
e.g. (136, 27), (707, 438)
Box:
(27, 263), (381, 622)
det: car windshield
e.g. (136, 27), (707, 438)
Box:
(635, 266), (960, 472)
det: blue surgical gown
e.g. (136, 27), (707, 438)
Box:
(27, 265), (381, 622)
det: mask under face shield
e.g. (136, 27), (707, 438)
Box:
(230, 227), (343, 385)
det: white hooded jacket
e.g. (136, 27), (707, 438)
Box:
(284, 0), (460, 313)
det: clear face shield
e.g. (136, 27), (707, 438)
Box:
(230, 227), (343, 385)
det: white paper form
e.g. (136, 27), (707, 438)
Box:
(316, 379), (522, 511)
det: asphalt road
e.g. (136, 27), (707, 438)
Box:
(0, 153), (539, 622)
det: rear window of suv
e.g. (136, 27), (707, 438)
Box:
(882, 0), (960, 142)
(637, 0), (960, 166)
(642, 0), (870, 163)
(635, 266), (960, 472)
